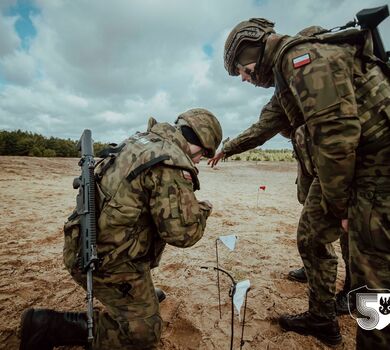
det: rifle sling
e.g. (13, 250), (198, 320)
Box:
(126, 155), (171, 182)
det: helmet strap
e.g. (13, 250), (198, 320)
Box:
(190, 148), (204, 159)
(252, 41), (266, 82)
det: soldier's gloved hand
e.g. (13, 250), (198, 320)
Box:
(198, 200), (213, 217)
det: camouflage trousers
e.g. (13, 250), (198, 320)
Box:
(297, 177), (346, 319)
(349, 176), (390, 350)
(73, 261), (162, 350)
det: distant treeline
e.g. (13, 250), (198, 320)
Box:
(0, 129), (295, 161)
(0, 130), (108, 157)
(230, 148), (295, 162)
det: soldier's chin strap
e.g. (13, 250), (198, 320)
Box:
(190, 148), (204, 159)
(252, 42), (266, 82)
(235, 42), (266, 86)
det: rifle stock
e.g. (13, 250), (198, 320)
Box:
(356, 5), (389, 62)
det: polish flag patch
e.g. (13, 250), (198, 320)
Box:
(292, 53), (311, 68)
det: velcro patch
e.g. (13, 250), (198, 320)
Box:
(182, 170), (192, 181)
(292, 53), (311, 68)
(135, 137), (149, 145)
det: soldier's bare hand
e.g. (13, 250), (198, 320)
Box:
(341, 219), (348, 233)
(207, 151), (225, 168)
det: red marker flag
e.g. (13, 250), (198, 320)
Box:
(259, 185), (266, 191)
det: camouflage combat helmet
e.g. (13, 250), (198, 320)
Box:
(224, 18), (275, 76)
(175, 108), (222, 158)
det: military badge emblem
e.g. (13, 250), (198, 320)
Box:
(292, 53), (311, 68)
(348, 286), (390, 331)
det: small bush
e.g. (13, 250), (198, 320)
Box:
(231, 148), (295, 162)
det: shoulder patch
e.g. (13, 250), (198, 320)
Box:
(292, 53), (311, 69)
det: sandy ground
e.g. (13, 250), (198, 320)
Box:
(0, 156), (356, 350)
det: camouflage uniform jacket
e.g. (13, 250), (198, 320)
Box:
(222, 27), (328, 158)
(94, 120), (211, 271)
(273, 29), (390, 219)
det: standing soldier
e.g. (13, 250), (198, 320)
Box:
(209, 94), (352, 313)
(220, 14), (390, 348)
(19, 108), (222, 349)
(209, 23), (353, 327)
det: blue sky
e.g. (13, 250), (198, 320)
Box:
(6, 0), (39, 50)
(0, 0), (389, 150)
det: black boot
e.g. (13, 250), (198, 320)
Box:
(19, 308), (88, 350)
(279, 311), (342, 346)
(287, 266), (307, 283)
(155, 287), (166, 303)
(336, 289), (356, 315)
(336, 262), (355, 315)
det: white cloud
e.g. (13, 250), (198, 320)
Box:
(64, 94), (89, 109)
(0, 14), (20, 56)
(0, 50), (36, 84)
(97, 111), (128, 124)
(1, 0), (389, 150)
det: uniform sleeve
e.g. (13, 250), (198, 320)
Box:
(223, 95), (291, 157)
(283, 46), (361, 218)
(144, 166), (210, 247)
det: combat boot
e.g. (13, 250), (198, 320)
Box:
(336, 266), (355, 315)
(336, 289), (356, 315)
(19, 308), (88, 350)
(287, 266), (307, 283)
(155, 287), (166, 303)
(279, 311), (342, 346)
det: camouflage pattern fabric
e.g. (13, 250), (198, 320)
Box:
(222, 24), (326, 158)
(274, 35), (390, 219)
(296, 161), (313, 205)
(349, 175), (390, 349)
(175, 108), (222, 158)
(292, 124), (315, 178)
(271, 29), (390, 345)
(224, 25), (390, 326)
(223, 18), (275, 76)
(72, 262), (161, 350)
(297, 162), (351, 289)
(297, 177), (344, 318)
(63, 121), (212, 349)
(339, 227), (350, 291)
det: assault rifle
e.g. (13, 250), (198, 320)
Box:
(356, 5), (389, 62)
(73, 129), (99, 348)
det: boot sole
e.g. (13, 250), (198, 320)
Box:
(280, 322), (342, 347)
(19, 308), (34, 350)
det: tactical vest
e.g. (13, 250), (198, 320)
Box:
(273, 28), (390, 176)
(63, 123), (199, 274)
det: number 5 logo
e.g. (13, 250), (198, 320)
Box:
(348, 286), (390, 331)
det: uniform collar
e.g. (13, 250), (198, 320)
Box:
(147, 118), (191, 157)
